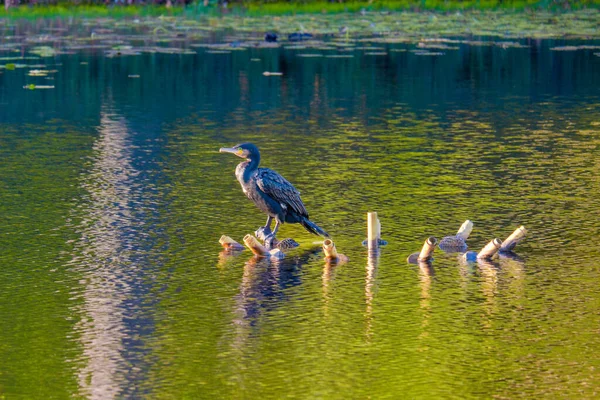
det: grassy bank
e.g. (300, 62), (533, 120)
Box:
(244, 0), (593, 15)
(2, 0), (600, 19)
(1, 4), (188, 18)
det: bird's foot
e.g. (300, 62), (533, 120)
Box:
(263, 233), (277, 250)
(255, 226), (272, 241)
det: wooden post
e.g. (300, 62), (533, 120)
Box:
(456, 220), (473, 240)
(477, 238), (502, 260)
(323, 239), (338, 259)
(500, 226), (527, 252)
(367, 212), (380, 252)
(219, 235), (245, 250)
(243, 234), (268, 256)
(243, 234), (284, 259)
(323, 239), (348, 264)
(418, 237), (437, 261)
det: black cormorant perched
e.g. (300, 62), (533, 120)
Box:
(219, 143), (329, 243)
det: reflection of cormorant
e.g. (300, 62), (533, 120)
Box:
(220, 143), (329, 244)
(236, 249), (320, 324)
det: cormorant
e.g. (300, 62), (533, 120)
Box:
(219, 143), (329, 244)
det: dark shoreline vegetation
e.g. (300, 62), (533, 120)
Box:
(2, 0), (600, 19)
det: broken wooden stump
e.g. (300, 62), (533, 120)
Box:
(462, 238), (502, 262)
(323, 238), (348, 264)
(219, 235), (245, 251)
(407, 236), (438, 264)
(500, 226), (527, 252)
(243, 234), (285, 260)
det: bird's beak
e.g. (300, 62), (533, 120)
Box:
(219, 147), (238, 155)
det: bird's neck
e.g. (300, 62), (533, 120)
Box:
(237, 156), (260, 183)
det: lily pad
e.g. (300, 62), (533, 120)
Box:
(28, 70), (49, 77)
(29, 46), (59, 57)
(24, 84), (55, 90)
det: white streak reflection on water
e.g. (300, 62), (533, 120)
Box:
(67, 106), (153, 399)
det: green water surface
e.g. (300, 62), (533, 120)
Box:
(1, 15), (600, 399)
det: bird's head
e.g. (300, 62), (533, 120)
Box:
(219, 143), (260, 161)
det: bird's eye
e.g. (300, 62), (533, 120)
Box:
(236, 149), (244, 156)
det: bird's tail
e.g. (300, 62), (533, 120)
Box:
(300, 217), (330, 238)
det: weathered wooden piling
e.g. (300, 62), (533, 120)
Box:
(366, 211), (388, 253)
(367, 212), (380, 250)
(323, 239), (348, 264)
(219, 235), (245, 251)
(243, 234), (285, 259)
(407, 236), (438, 264)
(456, 220), (473, 240)
(323, 238), (338, 259)
(243, 234), (268, 256)
(418, 236), (438, 261)
(462, 238), (503, 262)
(500, 226), (527, 252)
(478, 238), (503, 260)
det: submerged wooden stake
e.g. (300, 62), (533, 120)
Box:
(477, 238), (503, 260)
(323, 239), (338, 259)
(500, 226), (527, 252)
(243, 234), (268, 256)
(418, 236), (438, 261)
(456, 220), (473, 240)
(367, 212), (379, 243)
(407, 236), (438, 264)
(243, 234), (285, 259)
(323, 239), (348, 264)
(219, 235), (245, 251)
(367, 212), (380, 252)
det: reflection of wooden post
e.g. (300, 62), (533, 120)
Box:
(500, 226), (527, 252)
(477, 238), (502, 260)
(418, 237), (437, 261)
(365, 247), (378, 340)
(367, 212), (380, 253)
(456, 220), (473, 240)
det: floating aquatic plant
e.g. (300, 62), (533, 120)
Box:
(23, 84), (55, 90)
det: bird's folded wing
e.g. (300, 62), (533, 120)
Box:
(256, 168), (308, 217)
